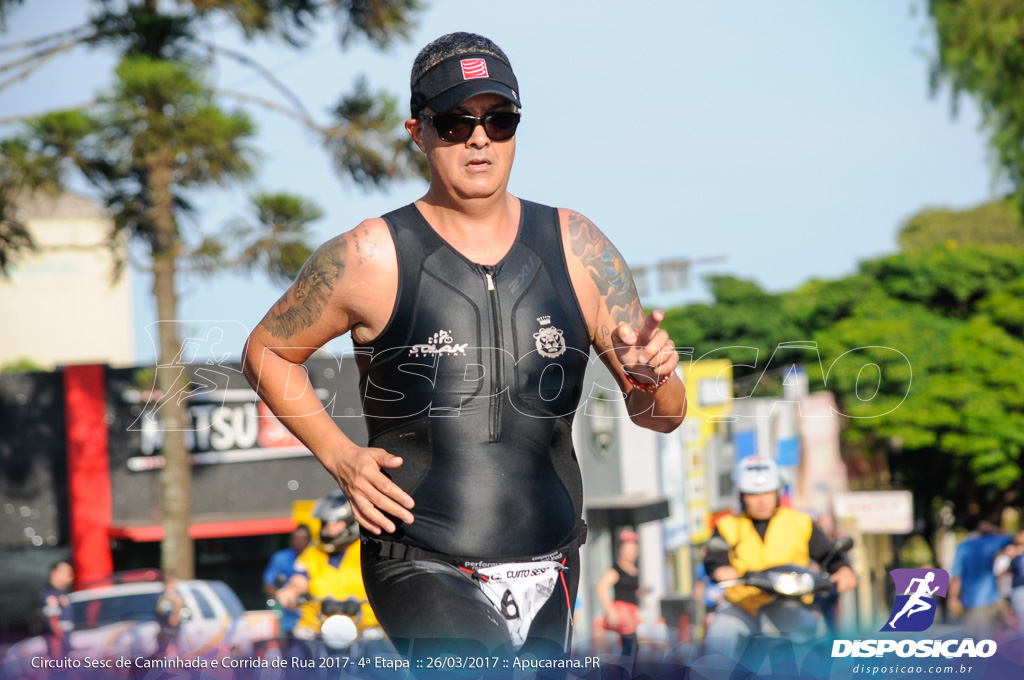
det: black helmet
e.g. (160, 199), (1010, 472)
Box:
(311, 491), (359, 553)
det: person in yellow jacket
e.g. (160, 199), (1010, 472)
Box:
(277, 491), (378, 643)
(703, 456), (857, 657)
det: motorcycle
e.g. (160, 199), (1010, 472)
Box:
(291, 595), (392, 679)
(263, 574), (393, 680)
(705, 535), (854, 674)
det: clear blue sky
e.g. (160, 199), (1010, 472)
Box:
(0, 0), (995, 364)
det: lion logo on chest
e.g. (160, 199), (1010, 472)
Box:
(534, 325), (566, 358)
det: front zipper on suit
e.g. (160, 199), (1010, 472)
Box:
(482, 265), (503, 442)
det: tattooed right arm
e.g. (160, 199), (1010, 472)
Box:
(242, 220), (411, 536)
(262, 236), (348, 340)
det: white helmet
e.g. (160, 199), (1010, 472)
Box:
(734, 456), (780, 494)
(311, 490), (359, 553)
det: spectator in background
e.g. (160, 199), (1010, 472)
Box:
(40, 560), (74, 659)
(695, 555), (724, 637)
(263, 525), (312, 637)
(948, 514), (1012, 639)
(595, 529), (642, 654)
(994, 528), (1024, 630)
(155, 572), (185, 656)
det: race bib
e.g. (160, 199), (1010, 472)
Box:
(473, 561), (564, 650)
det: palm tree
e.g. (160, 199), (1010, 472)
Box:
(1, 57), (259, 576)
(0, 0), (425, 578)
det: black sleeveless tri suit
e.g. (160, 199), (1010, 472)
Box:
(355, 200), (591, 657)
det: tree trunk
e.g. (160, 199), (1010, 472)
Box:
(148, 155), (194, 579)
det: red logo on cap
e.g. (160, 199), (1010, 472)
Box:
(461, 58), (489, 80)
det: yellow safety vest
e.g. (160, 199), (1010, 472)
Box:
(715, 507), (813, 615)
(294, 541), (378, 634)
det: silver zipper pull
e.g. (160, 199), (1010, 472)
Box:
(486, 273), (495, 291)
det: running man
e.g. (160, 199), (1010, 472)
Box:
(887, 572), (939, 629)
(243, 32), (686, 660)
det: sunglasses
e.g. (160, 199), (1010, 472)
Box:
(419, 111), (521, 143)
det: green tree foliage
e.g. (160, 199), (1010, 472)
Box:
(662, 275), (806, 392)
(0, 57), (260, 577)
(0, 195), (34, 274)
(0, 1), (426, 275)
(899, 200), (1024, 253)
(663, 239), (1024, 511)
(186, 0), (320, 44)
(0, 0), (425, 578)
(227, 191), (323, 284)
(861, 246), (1024, 317)
(927, 0), (1024, 210)
(1, 357), (45, 373)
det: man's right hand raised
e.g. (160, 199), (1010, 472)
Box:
(331, 445), (415, 535)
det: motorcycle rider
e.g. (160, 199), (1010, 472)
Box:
(276, 491), (378, 646)
(703, 456), (857, 657)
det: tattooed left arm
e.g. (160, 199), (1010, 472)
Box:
(562, 209), (686, 432)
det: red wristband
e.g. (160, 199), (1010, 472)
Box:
(624, 370), (669, 394)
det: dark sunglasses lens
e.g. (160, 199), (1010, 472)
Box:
(484, 113), (519, 141)
(431, 112), (519, 142)
(435, 115), (475, 142)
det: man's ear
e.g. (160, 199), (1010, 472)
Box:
(406, 118), (426, 152)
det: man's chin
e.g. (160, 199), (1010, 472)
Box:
(454, 177), (506, 199)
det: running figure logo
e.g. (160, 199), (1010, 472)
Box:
(882, 568), (949, 632)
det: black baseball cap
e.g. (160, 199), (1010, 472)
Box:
(411, 53), (521, 118)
